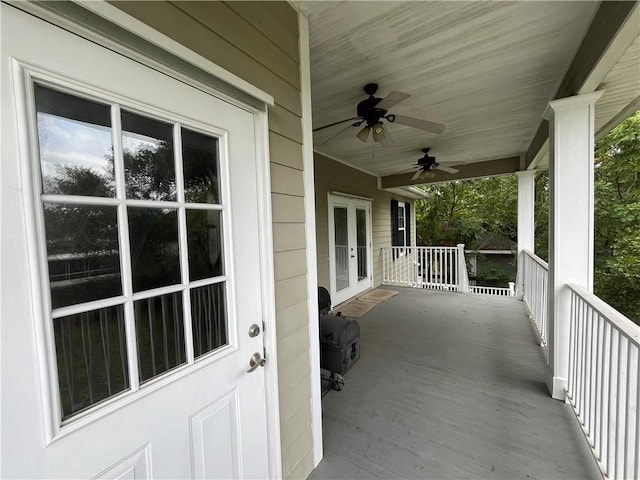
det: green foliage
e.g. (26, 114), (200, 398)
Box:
(536, 111), (640, 322)
(533, 170), (549, 261)
(416, 111), (640, 323)
(416, 176), (518, 248)
(476, 263), (512, 287)
(416, 176), (519, 287)
(593, 111), (640, 323)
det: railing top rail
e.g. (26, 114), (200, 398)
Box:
(568, 283), (640, 345)
(382, 246), (459, 251)
(523, 249), (549, 270)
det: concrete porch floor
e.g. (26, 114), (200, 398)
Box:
(309, 287), (601, 480)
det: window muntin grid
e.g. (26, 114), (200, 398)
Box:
(33, 83), (230, 421)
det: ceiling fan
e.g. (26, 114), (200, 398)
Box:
(313, 83), (445, 146)
(402, 148), (460, 180)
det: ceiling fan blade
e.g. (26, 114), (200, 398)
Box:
(438, 165), (460, 174)
(319, 123), (354, 146)
(313, 116), (361, 132)
(376, 91), (410, 110)
(411, 169), (423, 181)
(393, 114), (445, 134)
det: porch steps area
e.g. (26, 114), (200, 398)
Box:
(310, 287), (600, 479)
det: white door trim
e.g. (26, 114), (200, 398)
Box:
(4, 2), (282, 477)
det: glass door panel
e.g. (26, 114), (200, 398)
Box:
(356, 208), (368, 282)
(333, 206), (349, 291)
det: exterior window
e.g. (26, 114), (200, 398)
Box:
(34, 83), (228, 421)
(391, 199), (411, 257)
(397, 203), (406, 248)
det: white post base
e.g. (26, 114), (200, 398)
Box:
(545, 367), (568, 401)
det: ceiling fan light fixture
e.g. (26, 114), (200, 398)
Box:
(356, 126), (370, 142)
(372, 122), (385, 142)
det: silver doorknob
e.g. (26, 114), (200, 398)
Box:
(248, 323), (261, 337)
(247, 352), (266, 373)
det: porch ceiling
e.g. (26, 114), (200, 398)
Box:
(300, 1), (640, 185)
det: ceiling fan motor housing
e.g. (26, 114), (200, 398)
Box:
(356, 96), (387, 126)
(417, 150), (439, 170)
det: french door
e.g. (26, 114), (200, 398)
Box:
(328, 194), (372, 306)
(1, 5), (273, 479)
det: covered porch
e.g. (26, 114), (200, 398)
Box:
(311, 287), (601, 479)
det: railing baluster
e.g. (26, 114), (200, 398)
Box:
(602, 321), (612, 475)
(161, 295), (170, 371)
(609, 328), (619, 479)
(594, 312), (604, 458)
(616, 335), (627, 479)
(80, 312), (94, 405)
(99, 308), (112, 395)
(633, 343), (639, 480)
(623, 341), (636, 480)
(118, 307), (128, 385)
(60, 316), (76, 409)
(589, 309), (599, 438)
(568, 291), (576, 402)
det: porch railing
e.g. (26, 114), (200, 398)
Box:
(469, 284), (515, 297)
(381, 246), (461, 291)
(381, 245), (516, 297)
(567, 284), (639, 480)
(522, 249), (549, 350)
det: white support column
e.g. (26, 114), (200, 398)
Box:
(516, 170), (535, 300)
(298, 10), (323, 468)
(543, 91), (603, 400)
(457, 244), (470, 293)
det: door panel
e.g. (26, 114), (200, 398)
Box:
(328, 195), (372, 305)
(1, 5), (270, 478)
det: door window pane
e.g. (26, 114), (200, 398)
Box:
(54, 305), (129, 420)
(35, 85), (115, 197)
(44, 203), (122, 308)
(334, 206), (349, 291)
(356, 208), (367, 281)
(191, 283), (227, 358)
(182, 128), (220, 204)
(128, 207), (181, 292)
(34, 84), (235, 421)
(187, 209), (224, 281)
(134, 293), (186, 383)
(121, 111), (176, 201)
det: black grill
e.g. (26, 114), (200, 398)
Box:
(317, 287), (361, 393)
(319, 314), (361, 375)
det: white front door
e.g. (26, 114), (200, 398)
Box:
(1, 5), (274, 479)
(328, 194), (372, 306)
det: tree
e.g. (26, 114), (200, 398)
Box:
(416, 111), (640, 323)
(592, 111), (640, 323)
(416, 176), (518, 287)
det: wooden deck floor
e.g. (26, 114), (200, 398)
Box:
(309, 287), (600, 480)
